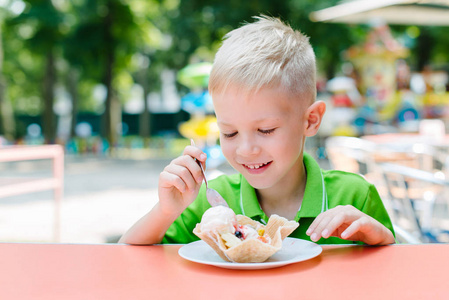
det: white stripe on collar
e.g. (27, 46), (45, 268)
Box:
(320, 169), (328, 213)
(239, 182), (245, 215)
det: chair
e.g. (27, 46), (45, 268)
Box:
(393, 224), (421, 244)
(379, 162), (449, 243)
(325, 136), (416, 200)
(325, 136), (427, 243)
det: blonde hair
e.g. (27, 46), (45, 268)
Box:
(209, 15), (316, 102)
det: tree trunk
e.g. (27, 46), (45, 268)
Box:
(42, 49), (56, 144)
(138, 67), (151, 147)
(101, 2), (121, 150)
(67, 69), (79, 138)
(0, 76), (15, 141)
(0, 25), (15, 141)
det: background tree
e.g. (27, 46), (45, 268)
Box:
(0, 6), (16, 141)
(7, 0), (65, 143)
(1, 0), (448, 146)
(128, 0), (171, 145)
(64, 0), (152, 148)
(159, 0), (361, 81)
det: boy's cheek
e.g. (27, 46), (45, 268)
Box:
(219, 141), (233, 156)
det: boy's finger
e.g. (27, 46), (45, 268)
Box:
(171, 155), (204, 184)
(307, 214), (334, 242)
(306, 215), (322, 236)
(184, 156), (205, 184)
(183, 145), (207, 163)
(341, 215), (374, 239)
(341, 219), (362, 239)
(164, 164), (197, 191)
(306, 211), (328, 236)
(159, 171), (187, 193)
(306, 205), (343, 235)
(320, 214), (346, 238)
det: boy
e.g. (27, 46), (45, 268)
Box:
(119, 16), (395, 245)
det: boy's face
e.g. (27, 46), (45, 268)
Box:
(213, 85), (309, 191)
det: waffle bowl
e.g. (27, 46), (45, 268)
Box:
(193, 214), (299, 263)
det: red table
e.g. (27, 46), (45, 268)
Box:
(0, 242), (447, 300)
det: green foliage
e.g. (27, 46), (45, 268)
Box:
(1, 0), (448, 134)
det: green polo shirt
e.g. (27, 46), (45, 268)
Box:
(162, 153), (394, 245)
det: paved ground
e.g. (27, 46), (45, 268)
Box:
(0, 154), (237, 244)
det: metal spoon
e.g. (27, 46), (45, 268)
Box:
(190, 139), (229, 207)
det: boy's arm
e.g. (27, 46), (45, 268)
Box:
(306, 205), (395, 245)
(118, 146), (206, 245)
(118, 202), (180, 245)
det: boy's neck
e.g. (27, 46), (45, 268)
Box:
(256, 163), (307, 220)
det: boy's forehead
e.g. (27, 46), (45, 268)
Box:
(212, 84), (308, 105)
(212, 84), (308, 119)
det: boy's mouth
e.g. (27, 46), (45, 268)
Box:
(242, 161), (272, 172)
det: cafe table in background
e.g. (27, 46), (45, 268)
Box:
(0, 242), (447, 300)
(362, 119), (449, 152)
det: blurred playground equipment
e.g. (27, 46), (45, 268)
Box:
(177, 62), (225, 171)
(311, 0), (449, 137)
(321, 23), (447, 137)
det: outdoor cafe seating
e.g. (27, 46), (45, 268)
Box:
(325, 132), (449, 244)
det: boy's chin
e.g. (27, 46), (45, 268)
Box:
(242, 176), (275, 190)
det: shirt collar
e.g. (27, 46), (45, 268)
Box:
(238, 152), (326, 222)
(239, 176), (267, 222)
(298, 152), (326, 218)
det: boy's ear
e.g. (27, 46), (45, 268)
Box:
(304, 101), (326, 137)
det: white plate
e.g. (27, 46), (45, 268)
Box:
(178, 237), (322, 270)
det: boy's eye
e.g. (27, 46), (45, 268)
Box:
(222, 132), (237, 138)
(259, 128), (276, 135)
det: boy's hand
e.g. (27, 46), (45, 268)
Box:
(157, 145), (207, 218)
(306, 205), (395, 245)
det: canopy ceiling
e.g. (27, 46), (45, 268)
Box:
(309, 0), (449, 26)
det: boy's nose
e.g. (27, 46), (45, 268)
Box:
(236, 139), (260, 157)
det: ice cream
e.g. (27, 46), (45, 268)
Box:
(200, 206), (237, 235)
(193, 206), (299, 263)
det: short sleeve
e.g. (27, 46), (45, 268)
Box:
(161, 185), (210, 244)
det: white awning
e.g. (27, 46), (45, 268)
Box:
(309, 0), (449, 26)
